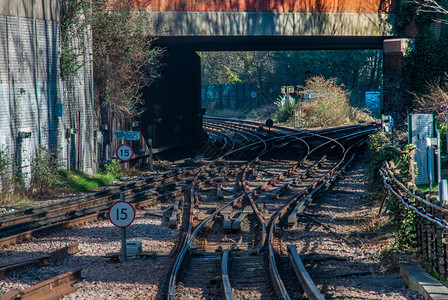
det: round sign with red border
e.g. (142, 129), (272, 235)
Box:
(108, 201), (135, 228)
(116, 144), (133, 162)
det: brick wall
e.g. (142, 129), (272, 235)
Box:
(383, 39), (413, 125)
(143, 0), (396, 13)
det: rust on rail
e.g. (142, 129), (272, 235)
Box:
(2, 269), (82, 300)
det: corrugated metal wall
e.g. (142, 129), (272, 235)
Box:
(0, 2), (96, 187)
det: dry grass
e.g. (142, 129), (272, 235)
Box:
(413, 75), (448, 123)
(297, 76), (374, 127)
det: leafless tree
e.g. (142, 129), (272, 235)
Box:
(413, 76), (448, 122)
(60, 0), (163, 118)
(413, 0), (448, 24)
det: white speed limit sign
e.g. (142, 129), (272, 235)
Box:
(116, 144), (133, 162)
(108, 201), (135, 228)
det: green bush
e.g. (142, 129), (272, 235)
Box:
(366, 131), (419, 250)
(104, 160), (122, 175)
(297, 76), (352, 127)
(0, 148), (34, 206)
(366, 131), (400, 201)
(30, 146), (66, 196)
(274, 94), (296, 123)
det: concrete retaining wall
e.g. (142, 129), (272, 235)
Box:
(144, 0), (396, 13)
(149, 11), (395, 37)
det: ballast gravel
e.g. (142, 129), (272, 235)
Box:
(0, 203), (178, 300)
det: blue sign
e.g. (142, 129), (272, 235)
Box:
(113, 130), (140, 141)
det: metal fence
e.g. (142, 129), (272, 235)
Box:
(202, 83), (258, 112)
(381, 162), (448, 281)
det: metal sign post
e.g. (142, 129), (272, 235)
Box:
(382, 115), (394, 145)
(116, 144), (133, 173)
(427, 133), (443, 205)
(121, 226), (127, 261)
(265, 118), (274, 134)
(148, 138), (154, 171)
(108, 193), (136, 261)
(437, 129), (443, 204)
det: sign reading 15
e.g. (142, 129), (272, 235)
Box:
(108, 201), (135, 228)
(116, 144), (133, 162)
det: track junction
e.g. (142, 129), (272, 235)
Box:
(0, 118), (383, 299)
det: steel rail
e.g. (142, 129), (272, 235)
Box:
(166, 118), (377, 299)
(221, 249), (233, 300)
(0, 173), (172, 223)
(287, 245), (325, 300)
(166, 122), (312, 298)
(167, 172), (202, 300)
(203, 121), (268, 160)
(167, 161), (249, 299)
(0, 180), (187, 247)
(266, 149), (344, 299)
(266, 134), (368, 299)
(203, 116), (379, 140)
(287, 136), (364, 221)
(3, 268), (82, 300)
(167, 194), (246, 299)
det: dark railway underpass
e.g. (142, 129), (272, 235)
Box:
(140, 35), (408, 160)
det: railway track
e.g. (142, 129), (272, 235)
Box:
(163, 117), (378, 299)
(0, 117), (379, 299)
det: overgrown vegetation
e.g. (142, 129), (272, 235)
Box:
(0, 149), (30, 207)
(397, 0), (448, 104)
(412, 76), (448, 152)
(274, 94), (296, 123)
(92, 0), (163, 117)
(60, 0), (91, 77)
(366, 131), (400, 201)
(296, 76), (353, 127)
(64, 162), (124, 192)
(0, 148), (126, 207)
(366, 131), (418, 252)
(30, 147), (66, 197)
(60, 0), (163, 118)
(272, 76), (374, 127)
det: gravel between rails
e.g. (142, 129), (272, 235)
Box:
(0, 160), (427, 299)
(285, 159), (424, 299)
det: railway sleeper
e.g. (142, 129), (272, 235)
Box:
(270, 183), (291, 199)
(220, 206), (254, 233)
(231, 206), (254, 231)
(220, 206), (234, 231)
(168, 197), (183, 229)
(216, 184), (224, 200)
